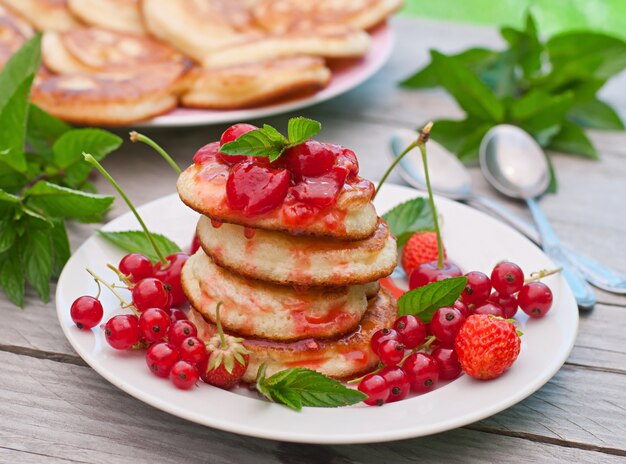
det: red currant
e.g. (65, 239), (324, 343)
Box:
(491, 261), (524, 296)
(170, 360), (200, 390)
(119, 253), (153, 283)
(518, 282), (553, 318)
(453, 299), (470, 318)
(487, 291), (518, 318)
(431, 347), (462, 380)
(132, 277), (170, 312)
(138, 308), (171, 343)
(104, 314), (139, 350)
(226, 162), (291, 216)
(377, 339), (405, 366)
(168, 320), (198, 347)
(393, 315), (427, 349)
(169, 308), (188, 322)
(358, 373), (389, 406)
(217, 123), (258, 165)
(409, 260), (462, 290)
(473, 303), (504, 317)
(192, 142), (220, 164)
(402, 352), (439, 393)
(370, 328), (400, 355)
(179, 336), (208, 365)
(285, 140), (336, 180)
(429, 307), (465, 345)
(378, 366), (410, 402)
(290, 166), (348, 209)
(190, 234), (201, 254)
(153, 252), (189, 307)
(461, 271), (492, 306)
(146, 342), (180, 378)
(70, 296), (103, 330)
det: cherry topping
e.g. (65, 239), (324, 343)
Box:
(518, 282), (553, 318)
(226, 162), (291, 216)
(378, 366), (410, 402)
(119, 253), (153, 283)
(217, 123), (258, 165)
(285, 140), (336, 180)
(192, 142), (220, 164)
(358, 373), (390, 406)
(290, 166), (348, 209)
(70, 296), (103, 330)
(153, 252), (189, 307)
(408, 260), (463, 290)
(328, 144), (359, 180)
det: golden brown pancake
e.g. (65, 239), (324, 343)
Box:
(0, 0), (80, 31)
(0, 5), (34, 69)
(67, 0), (146, 35)
(188, 288), (397, 383)
(182, 250), (377, 341)
(181, 56), (330, 109)
(196, 215), (397, 287)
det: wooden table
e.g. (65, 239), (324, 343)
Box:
(2, 17), (625, 463)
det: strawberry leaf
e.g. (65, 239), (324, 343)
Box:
(397, 276), (468, 322)
(97, 230), (181, 262)
(382, 197), (434, 247)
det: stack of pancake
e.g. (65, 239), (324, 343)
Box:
(177, 159), (399, 383)
(0, 0), (402, 125)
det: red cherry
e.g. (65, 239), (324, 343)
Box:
(473, 303), (504, 317)
(358, 373), (390, 406)
(370, 328), (400, 355)
(488, 291), (518, 318)
(429, 307), (465, 345)
(226, 162), (291, 215)
(170, 360), (199, 390)
(393, 315), (427, 349)
(70, 296), (103, 330)
(179, 336), (208, 365)
(217, 123), (258, 165)
(104, 314), (139, 350)
(402, 352), (439, 393)
(119, 253), (153, 283)
(379, 366), (410, 402)
(409, 260), (463, 290)
(431, 347), (462, 380)
(461, 271), (492, 306)
(285, 140), (336, 180)
(138, 308), (171, 343)
(377, 339), (405, 366)
(518, 282), (553, 318)
(153, 252), (189, 307)
(131, 277), (170, 312)
(491, 261), (525, 296)
(168, 320), (198, 347)
(192, 142), (220, 164)
(290, 166), (348, 209)
(146, 342), (180, 378)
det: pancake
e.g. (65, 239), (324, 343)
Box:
(0, 0), (80, 31)
(252, 0), (404, 33)
(182, 250), (379, 341)
(0, 5), (34, 69)
(181, 57), (330, 109)
(42, 28), (186, 74)
(177, 159), (378, 240)
(67, 0), (146, 35)
(30, 62), (188, 125)
(188, 287), (397, 383)
(196, 215), (397, 287)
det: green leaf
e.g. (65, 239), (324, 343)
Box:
(50, 220), (70, 278)
(23, 181), (114, 222)
(220, 124), (289, 160)
(501, 13), (542, 79)
(0, 78), (34, 173)
(287, 117), (321, 145)
(509, 90), (574, 133)
(98, 230), (181, 262)
(0, 35), (41, 110)
(26, 104), (71, 160)
(257, 367), (366, 411)
(430, 50), (505, 122)
(456, 123), (493, 162)
(427, 118), (485, 155)
(0, 189), (20, 217)
(397, 276), (468, 322)
(0, 220), (17, 253)
(547, 121), (599, 159)
(0, 243), (25, 307)
(52, 128), (122, 188)
(567, 98), (625, 130)
(22, 219), (53, 302)
(381, 197), (434, 247)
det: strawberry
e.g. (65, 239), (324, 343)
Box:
(454, 314), (521, 380)
(199, 302), (250, 389)
(402, 231), (446, 276)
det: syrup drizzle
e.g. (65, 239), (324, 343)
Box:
(243, 227), (255, 239)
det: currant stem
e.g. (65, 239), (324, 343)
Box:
(83, 153), (167, 265)
(524, 267), (562, 284)
(373, 140), (419, 200)
(107, 263), (132, 286)
(214, 302), (227, 348)
(86, 268), (139, 316)
(129, 131), (182, 175)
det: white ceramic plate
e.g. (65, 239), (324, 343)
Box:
(55, 183), (578, 444)
(135, 25), (393, 128)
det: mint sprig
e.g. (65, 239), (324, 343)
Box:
(256, 364), (366, 411)
(220, 117), (321, 162)
(98, 231), (181, 263)
(397, 276), (468, 322)
(382, 197), (434, 247)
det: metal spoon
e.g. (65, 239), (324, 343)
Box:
(389, 128), (626, 295)
(479, 124), (596, 309)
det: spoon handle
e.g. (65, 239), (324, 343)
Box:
(526, 199), (596, 309)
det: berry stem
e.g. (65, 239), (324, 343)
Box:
(83, 153), (167, 265)
(106, 263), (132, 286)
(129, 131), (182, 175)
(524, 267), (562, 284)
(214, 301), (227, 348)
(85, 268), (139, 316)
(374, 140), (419, 201)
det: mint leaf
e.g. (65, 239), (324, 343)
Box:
(256, 366), (366, 411)
(287, 117), (321, 145)
(0, 35), (40, 110)
(397, 277), (468, 322)
(98, 230), (181, 262)
(50, 219), (70, 278)
(430, 51), (505, 122)
(22, 219), (53, 302)
(220, 124), (289, 160)
(567, 98), (625, 130)
(382, 197), (434, 247)
(52, 129), (122, 188)
(26, 104), (71, 160)
(0, 243), (25, 308)
(509, 90), (574, 135)
(23, 181), (114, 222)
(0, 78), (34, 173)
(547, 121), (599, 160)
(501, 13), (542, 80)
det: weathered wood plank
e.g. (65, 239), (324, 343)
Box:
(0, 351), (623, 464)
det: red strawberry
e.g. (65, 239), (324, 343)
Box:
(402, 232), (446, 276)
(199, 302), (250, 390)
(454, 314), (521, 380)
